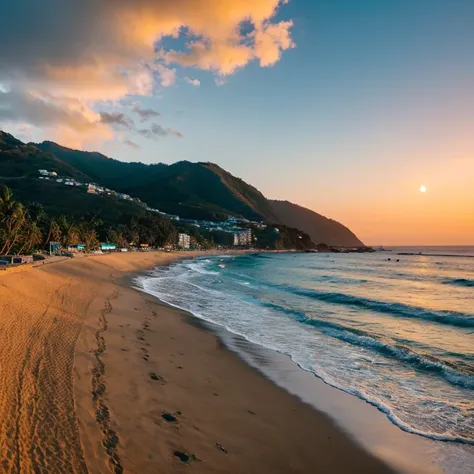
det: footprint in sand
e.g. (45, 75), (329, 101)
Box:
(162, 412), (178, 423)
(174, 451), (198, 463)
(149, 372), (166, 383)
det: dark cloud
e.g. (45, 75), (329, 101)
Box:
(124, 139), (140, 149)
(138, 123), (182, 139)
(99, 111), (134, 129)
(137, 129), (152, 139)
(150, 123), (168, 137)
(0, 88), (100, 132)
(132, 104), (161, 122)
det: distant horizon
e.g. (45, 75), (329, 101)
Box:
(371, 244), (474, 248)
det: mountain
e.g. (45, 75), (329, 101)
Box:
(1, 131), (363, 247)
(36, 141), (279, 222)
(123, 161), (279, 221)
(0, 132), (90, 180)
(269, 200), (364, 247)
(37, 141), (167, 190)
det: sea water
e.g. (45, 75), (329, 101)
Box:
(136, 248), (474, 471)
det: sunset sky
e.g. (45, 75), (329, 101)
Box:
(0, 0), (473, 245)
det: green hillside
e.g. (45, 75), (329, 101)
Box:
(0, 130), (364, 248)
(124, 161), (279, 221)
(37, 141), (167, 190)
(36, 141), (280, 221)
(0, 132), (90, 180)
(270, 200), (363, 247)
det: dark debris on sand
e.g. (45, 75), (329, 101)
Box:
(149, 372), (166, 383)
(216, 443), (228, 454)
(162, 412), (178, 423)
(174, 451), (198, 463)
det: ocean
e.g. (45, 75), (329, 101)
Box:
(136, 247), (474, 471)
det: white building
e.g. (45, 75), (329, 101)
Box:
(39, 169), (58, 177)
(233, 229), (252, 246)
(178, 233), (191, 249)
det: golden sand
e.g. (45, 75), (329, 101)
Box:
(0, 252), (393, 473)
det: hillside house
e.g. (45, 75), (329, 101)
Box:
(38, 169), (58, 177)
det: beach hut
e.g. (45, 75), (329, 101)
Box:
(68, 244), (85, 253)
(1, 255), (34, 265)
(100, 243), (117, 252)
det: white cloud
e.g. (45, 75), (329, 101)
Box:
(155, 64), (177, 87)
(184, 77), (201, 87)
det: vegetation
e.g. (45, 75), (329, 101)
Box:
(37, 141), (278, 221)
(270, 200), (364, 247)
(0, 186), (43, 255)
(0, 185), (178, 255)
(38, 141), (167, 189)
(0, 131), (89, 180)
(34, 140), (364, 245)
(0, 184), (315, 255)
(1, 129), (363, 249)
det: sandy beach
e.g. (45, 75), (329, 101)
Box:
(0, 251), (394, 473)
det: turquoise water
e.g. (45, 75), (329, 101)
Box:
(137, 249), (474, 447)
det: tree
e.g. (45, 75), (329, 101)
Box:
(79, 221), (99, 251)
(0, 186), (44, 255)
(0, 186), (27, 255)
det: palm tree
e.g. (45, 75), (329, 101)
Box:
(17, 219), (43, 255)
(0, 186), (27, 255)
(56, 215), (80, 248)
(77, 221), (98, 251)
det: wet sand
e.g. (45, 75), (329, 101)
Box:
(0, 251), (395, 473)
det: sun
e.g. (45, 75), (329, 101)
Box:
(420, 185), (427, 193)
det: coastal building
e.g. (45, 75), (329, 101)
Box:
(0, 255), (34, 265)
(233, 229), (252, 246)
(87, 184), (97, 194)
(38, 169), (58, 177)
(68, 244), (85, 253)
(100, 243), (117, 251)
(178, 233), (191, 249)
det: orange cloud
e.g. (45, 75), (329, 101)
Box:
(0, 0), (294, 147)
(253, 20), (294, 67)
(160, 40), (254, 75)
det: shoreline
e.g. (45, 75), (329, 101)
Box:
(78, 251), (396, 473)
(0, 251), (397, 472)
(197, 317), (474, 474)
(131, 252), (474, 474)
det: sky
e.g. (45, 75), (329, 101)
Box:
(0, 0), (473, 245)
